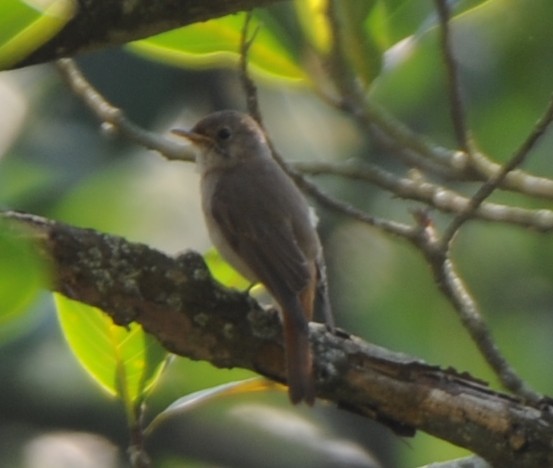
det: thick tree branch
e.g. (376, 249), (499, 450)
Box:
(3, 210), (553, 467)
(10, 0), (285, 69)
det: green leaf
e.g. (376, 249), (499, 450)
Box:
(295, 0), (333, 54)
(339, 0), (383, 87)
(295, 0), (384, 87)
(377, 0), (434, 46)
(0, 0), (75, 70)
(204, 248), (251, 290)
(128, 12), (306, 84)
(376, 0), (488, 48)
(0, 219), (48, 343)
(373, 0), (553, 158)
(54, 294), (168, 408)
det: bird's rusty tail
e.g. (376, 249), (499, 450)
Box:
(282, 276), (318, 405)
(283, 310), (315, 405)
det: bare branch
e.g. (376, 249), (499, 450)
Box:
(4, 210), (553, 466)
(18, 0), (553, 207)
(56, 58), (193, 162)
(10, 0), (286, 70)
(57, 56), (414, 242)
(434, 0), (474, 154)
(239, 12), (263, 124)
(296, 160), (553, 232)
(307, 1), (551, 399)
(330, 84), (553, 201)
(54, 26), (546, 406)
(328, 81), (553, 205)
(443, 92), (553, 244)
(411, 214), (540, 402)
(299, 175), (417, 239)
(436, 257), (539, 400)
(235, 12), (416, 240)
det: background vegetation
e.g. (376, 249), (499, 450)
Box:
(2, 0), (553, 466)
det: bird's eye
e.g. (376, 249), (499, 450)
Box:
(217, 127), (232, 141)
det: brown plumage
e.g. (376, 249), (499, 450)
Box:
(173, 110), (333, 405)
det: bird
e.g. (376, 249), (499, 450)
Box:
(172, 110), (333, 405)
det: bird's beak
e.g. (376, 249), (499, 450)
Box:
(171, 129), (212, 147)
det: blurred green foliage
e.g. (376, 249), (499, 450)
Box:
(0, 219), (47, 343)
(130, 11), (306, 83)
(0, 0), (74, 69)
(204, 248), (251, 290)
(2, 0), (553, 466)
(55, 294), (168, 417)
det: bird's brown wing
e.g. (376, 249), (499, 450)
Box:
(210, 168), (316, 404)
(210, 169), (313, 299)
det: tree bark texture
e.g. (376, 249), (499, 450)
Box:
(4, 210), (553, 467)
(11, 0), (286, 69)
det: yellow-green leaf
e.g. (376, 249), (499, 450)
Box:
(339, 0), (383, 87)
(128, 12), (306, 84)
(295, 0), (333, 54)
(54, 294), (168, 406)
(296, 0), (383, 87)
(204, 247), (251, 290)
(0, 0), (76, 70)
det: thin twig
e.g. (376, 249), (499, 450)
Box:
(128, 403), (152, 468)
(316, 12), (553, 201)
(413, 214), (541, 402)
(296, 160), (553, 231)
(54, 12), (544, 406)
(57, 52), (413, 241)
(437, 257), (542, 401)
(324, 0), (471, 178)
(443, 92), (553, 245)
(237, 13), (417, 240)
(295, 169), (416, 239)
(55, 58), (193, 162)
(239, 11), (263, 124)
(335, 82), (553, 200)
(314, 3), (553, 202)
(237, 13), (290, 170)
(318, 2), (540, 400)
(434, 0), (474, 155)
